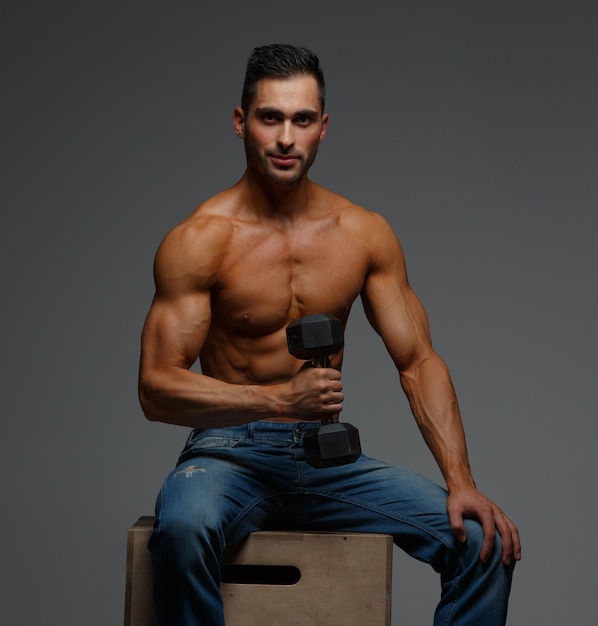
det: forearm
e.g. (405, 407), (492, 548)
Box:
(138, 367), (285, 428)
(399, 353), (475, 491)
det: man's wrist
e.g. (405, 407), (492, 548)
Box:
(444, 469), (476, 493)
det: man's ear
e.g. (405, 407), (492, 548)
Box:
(233, 107), (245, 138)
(319, 113), (329, 143)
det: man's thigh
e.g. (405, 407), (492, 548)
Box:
(292, 455), (457, 569)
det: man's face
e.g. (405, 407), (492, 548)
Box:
(234, 75), (328, 185)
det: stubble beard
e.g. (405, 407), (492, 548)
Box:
(245, 142), (319, 186)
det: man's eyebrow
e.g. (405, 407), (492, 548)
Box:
(254, 106), (282, 116)
(294, 109), (319, 119)
(254, 107), (319, 119)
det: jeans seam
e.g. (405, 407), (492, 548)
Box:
(442, 560), (461, 626)
(222, 490), (302, 539)
(305, 487), (456, 551)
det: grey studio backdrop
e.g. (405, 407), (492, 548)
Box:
(2, 2), (596, 625)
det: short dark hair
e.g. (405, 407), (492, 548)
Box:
(241, 44), (326, 114)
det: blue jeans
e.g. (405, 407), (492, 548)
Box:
(149, 421), (514, 625)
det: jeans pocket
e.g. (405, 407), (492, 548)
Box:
(178, 434), (244, 464)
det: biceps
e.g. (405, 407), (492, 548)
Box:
(362, 274), (433, 369)
(140, 292), (211, 371)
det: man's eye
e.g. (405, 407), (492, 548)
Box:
(295, 116), (312, 126)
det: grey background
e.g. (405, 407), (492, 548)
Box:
(2, 1), (596, 624)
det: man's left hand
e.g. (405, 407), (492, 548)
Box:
(446, 487), (522, 565)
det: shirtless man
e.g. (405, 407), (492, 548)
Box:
(138, 44), (520, 626)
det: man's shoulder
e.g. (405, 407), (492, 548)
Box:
(153, 195), (240, 282)
(315, 186), (402, 267)
(157, 217), (230, 267)
(152, 206), (236, 292)
(317, 186), (394, 235)
(164, 191), (239, 246)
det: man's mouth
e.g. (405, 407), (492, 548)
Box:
(270, 154), (300, 167)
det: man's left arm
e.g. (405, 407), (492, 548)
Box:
(360, 212), (521, 565)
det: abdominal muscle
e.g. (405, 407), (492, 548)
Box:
(197, 303), (346, 423)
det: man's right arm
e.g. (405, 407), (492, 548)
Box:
(138, 218), (343, 428)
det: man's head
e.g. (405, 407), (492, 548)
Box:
(241, 44), (326, 116)
(234, 44), (329, 186)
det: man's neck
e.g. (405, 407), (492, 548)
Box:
(240, 170), (316, 222)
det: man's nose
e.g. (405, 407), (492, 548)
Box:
(277, 122), (295, 149)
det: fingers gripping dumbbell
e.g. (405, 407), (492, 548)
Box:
(286, 313), (362, 468)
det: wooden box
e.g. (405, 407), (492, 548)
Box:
(125, 516), (392, 626)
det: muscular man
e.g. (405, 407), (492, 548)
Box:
(139, 44), (520, 626)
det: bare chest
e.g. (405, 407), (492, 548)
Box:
(212, 221), (371, 334)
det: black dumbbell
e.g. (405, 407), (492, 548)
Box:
(286, 313), (361, 468)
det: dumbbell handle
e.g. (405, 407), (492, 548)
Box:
(310, 356), (329, 368)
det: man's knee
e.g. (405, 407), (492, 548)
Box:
(459, 520), (510, 572)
